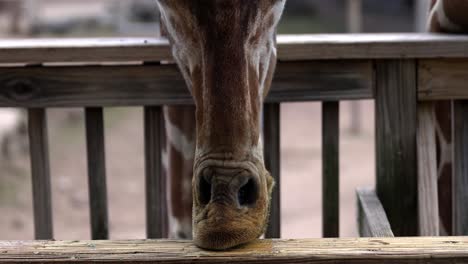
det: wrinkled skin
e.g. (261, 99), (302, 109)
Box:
(156, 0), (286, 250)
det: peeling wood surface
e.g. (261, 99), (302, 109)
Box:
(1, 237), (468, 263)
(1, 34), (468, 64)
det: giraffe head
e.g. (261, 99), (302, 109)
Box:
(156, 0), (285, 250)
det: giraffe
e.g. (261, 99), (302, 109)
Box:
(156, 0), (286, 250)
(428, 0), (468, 235)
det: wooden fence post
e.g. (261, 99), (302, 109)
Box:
(417, 102), (439, 236)
(264, 103), (281, 238)
(322, 101), (339, 237)
(85, 107), (109, 240)
(144, 106), (167, 238)
(452, 100), (468, 235)
(375, 59), (418, 236)
(28, 108), (53, 239)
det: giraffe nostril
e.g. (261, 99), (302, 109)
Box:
(238, 178), (258, 207)
(198, 175), (212, 205)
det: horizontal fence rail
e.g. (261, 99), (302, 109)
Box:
(2, 34), (468, 64)
(1, 237), (468, 263)
(1, 59), (468, 107)
(0, 61), (373, 107)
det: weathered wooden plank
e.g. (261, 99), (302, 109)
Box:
(452, 100), (468, 235)
(375, 60), (418, 236)
(270, 60), (372, 102)
(84, 107), (109, 240)
(6, 59), (468, 106)
(278, 34), (468, 60)
(357, 188), (394, 237)
(0, 61), (372, 108)
(28, 108), (53, 239)
(1, 34), (468, 64)
(2, 237), (468, 263)
(0, 64), (190, 107)
(263, 103), (281, 239)
(0, 38), (172, 64)
(417, 102), (439, 236)
(145, 106), (167, 238)
(322, 101), (339, 238)
(419, 59), (468, 101)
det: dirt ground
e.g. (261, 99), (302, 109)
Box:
(0, 0), (375, 240)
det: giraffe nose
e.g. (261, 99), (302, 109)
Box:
(197, 167), (259, 208)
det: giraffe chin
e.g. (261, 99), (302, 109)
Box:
(192, 170), (274, 250)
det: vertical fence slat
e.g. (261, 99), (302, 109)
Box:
(264, 103), (281, 238)
(85, 107), (109, 240)
(322, 101), (340, 238)
(145, 106), (167, 238)
(375, 59), (418, 236)
(417, 102), (439, 236)
(452, 100), (468, 235)
(28, 108), (53, 239)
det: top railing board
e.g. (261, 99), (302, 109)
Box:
(1, 33), (468, 64)
(2, 237), (468, 263)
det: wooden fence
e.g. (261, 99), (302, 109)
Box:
(1, 33), (468, 262)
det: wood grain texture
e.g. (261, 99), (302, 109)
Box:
(84, 108), (109, 240)
(277, 34), (468, 60)
(145, 106), (167, 238)
(417, 102), (439, 236)
(375, 60), (418, 236)
(0, 38), (172, 64)
(0, 64), (190, 107)
(357, 188), (394, 237)
(270, 60), (372, 102)
(28, 108), (53, 240)
(322, 101), (339, 238)
(1, 34), (468, 64)
(5, 59), (468, 107)
(452, 100), (468, 235)
(0, 61), (372, 108)
(263, 103), (281, 239)
(419, 59), (468, 100)
(2, 237), (468, 263)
